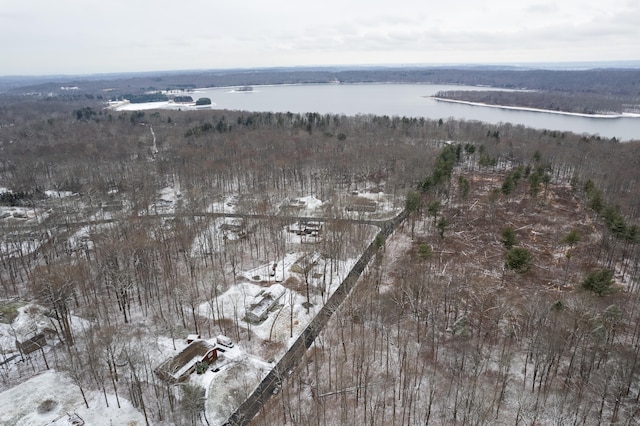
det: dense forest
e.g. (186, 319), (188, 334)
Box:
(256, 144), (640, 425)
(0, 69), (639, 425)
(433, 90), (640, 115)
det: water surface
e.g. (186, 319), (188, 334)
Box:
(189, 84), (640, 141)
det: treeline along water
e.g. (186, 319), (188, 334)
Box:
(190, 83), (640, 141)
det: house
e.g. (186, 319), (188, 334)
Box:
(102, 200), (123, 212)
(155, 340), (217, 383)
(288, 220), (323, 237)
(346, 202), (376, 212)
(291, 251), (321, 275)
(246, 286), (285, 323)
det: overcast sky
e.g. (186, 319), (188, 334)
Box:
(1, 0), (639, 76)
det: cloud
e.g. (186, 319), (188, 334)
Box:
(0, 0), (638, 75)
(524, 3), (559, 14)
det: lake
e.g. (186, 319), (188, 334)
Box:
(186, 83), (640, 141)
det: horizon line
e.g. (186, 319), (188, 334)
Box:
(2, 60), (640, 80)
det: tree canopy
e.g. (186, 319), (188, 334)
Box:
(501, 227), (518, 250)
(505, 247), (532, 273)
(581, 269), (615, 296)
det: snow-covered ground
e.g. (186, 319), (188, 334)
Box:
(431, 96), (640, 118)
(147, 184), (181, 214)
(203, 351), (272, 426)
(44, 190), (77, 199)
(66, 225), (95, 253)
(0, 188), (75, 224)
(0, 206), (47, 223)
(190, 238), (366, 424)
(0, 234), (44, 258)
(0, 304), (91, 355)
(108, 100), (215, 111)
(281, 195), (326, 216)
(163, 337), (275, 426)
(243, 252), (299, 283)
(207, 195), (239, 214)
(2, 313), (204, 423)
(207, 190), (400, 220)
(280, 191), (401, 220)
(191, 217), (245, 257)
(0, 370), (145, 426)
(341, 190), (401, 219)
(0, 246), (376, 425)
(2, 304), (51, 344)
(198, 251), (358, 347)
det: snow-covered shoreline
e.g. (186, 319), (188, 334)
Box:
(107, 99), (215, 111)
(430, 96), (640, 119)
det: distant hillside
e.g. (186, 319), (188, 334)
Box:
(3, 66), (639, 118)
(3, 66), (640, 98)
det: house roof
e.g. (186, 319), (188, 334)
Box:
(160, 340), (216, 379)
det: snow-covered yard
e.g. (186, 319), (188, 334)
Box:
(207, 195), (239, 214)
(147, 185), (182, 214)
(191, 217), (245, 257)
(0, 370), (145, 426)
(0, 206), (47, 223)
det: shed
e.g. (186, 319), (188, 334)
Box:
(15, 333), (47, 355)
